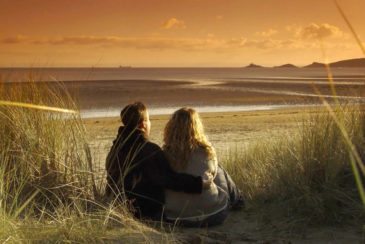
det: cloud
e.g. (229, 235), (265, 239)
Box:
(1, 35), (29, 44)
(161, 18), (186, 29)
(255, 29), (278, 38)
(285, 24), (300, 32)
(0, 35), (291, 50)
(296, 23), (344, 40)
(0, 34), (353, 52)
(245, 39), (282, 49)
(226, 37), (247, 47)
(0, 35), (226, 51)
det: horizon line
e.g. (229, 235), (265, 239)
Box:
(1, 57), (363, 69)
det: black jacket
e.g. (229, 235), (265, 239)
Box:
(105, 126), (202, 218)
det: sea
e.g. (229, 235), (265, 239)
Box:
(1, 67), (364, 118)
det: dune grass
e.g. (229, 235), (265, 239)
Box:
(222, 104), (364, 227)
(0, 81), (93, 215)
(0, 80), (172, 243)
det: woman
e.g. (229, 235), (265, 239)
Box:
(163, 107), (243, 227)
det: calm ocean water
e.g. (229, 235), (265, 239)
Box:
(1, 67), (364, 118)
(1, 67), (365, 83)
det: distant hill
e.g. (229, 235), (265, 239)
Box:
(303, 62), (325, 68)
(244, 63), (264, 68)
(330, 58), (365, 67)
(242, 58), (365, 69)
(303, 58), (365, 68)
(274, 63), (298, 68)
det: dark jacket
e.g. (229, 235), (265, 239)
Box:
(105, 126), (203, 218)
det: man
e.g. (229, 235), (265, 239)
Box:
(105, 102), (211, 219)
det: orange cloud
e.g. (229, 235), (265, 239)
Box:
(296, 23), (344, 40)
(0, 35), (292, 50)
(255, 29), (278, 38)
(245, 39), (283, 49)
(1, 35), (29, 44)
(161, 18), (186, 29)
(0, 34), (353, 52)
(0, 35), (224, 51)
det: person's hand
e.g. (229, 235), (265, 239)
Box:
(202, 172), (213, 189)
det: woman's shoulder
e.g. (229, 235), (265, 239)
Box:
(191, 146), (217, 162)
(192, 145), (209, 155)
(195, 144), (216, 154)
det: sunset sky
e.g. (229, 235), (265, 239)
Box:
(1, 0), (364, 67)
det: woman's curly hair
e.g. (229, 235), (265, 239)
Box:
(163, 107), (216, 170)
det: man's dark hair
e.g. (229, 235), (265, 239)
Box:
(120, 102), (147, 129)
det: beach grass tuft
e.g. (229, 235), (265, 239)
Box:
(222, 104), (364, 226)
(0, 79), (170, 242)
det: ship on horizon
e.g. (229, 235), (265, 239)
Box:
(119, 65), (132, 69)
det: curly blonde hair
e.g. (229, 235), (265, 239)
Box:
(163, 107), (216, 170)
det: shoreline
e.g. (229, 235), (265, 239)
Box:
(80, 103), (324, 119)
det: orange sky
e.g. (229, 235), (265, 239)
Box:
(0, 0), (364, 67)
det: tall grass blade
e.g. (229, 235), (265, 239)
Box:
(0, 100), (77, 114)
(13, 189), (40, 218)
(334, 0), (365, 55)
(350, 154), (365, 205)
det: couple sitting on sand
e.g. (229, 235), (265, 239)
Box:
(105, 102), (243, 227)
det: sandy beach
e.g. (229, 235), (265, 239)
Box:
(83, 106), (316, 174)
